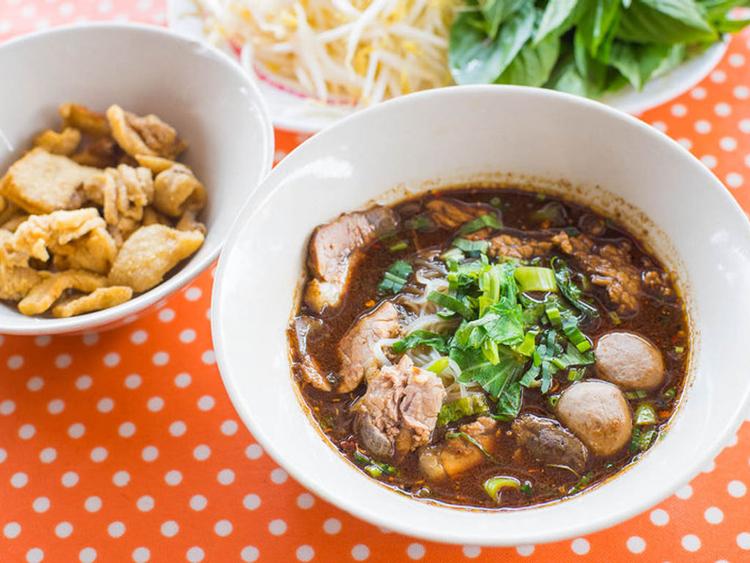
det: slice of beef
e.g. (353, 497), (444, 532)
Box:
(304, 206), (398, 313)
(511, 414), (589, 474)
(337, 301), (401, 393)
(425, 198), (498, 233)
(354, 355), (446, 461)
(419, 416), (498, 481)
(292, 316), (332, 392)
(489, 234), (553, 260)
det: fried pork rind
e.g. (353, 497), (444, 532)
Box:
(0, 148), (100, 214)
(135, 154), (175, 174)
(107, 105), (186, 160)
(59, 103), (110, 137)
(108, 224), (204, 292)
(51, 226), (117, 274)
(12, 208), (104, 263)
(142, 206), (171, 226)
(0, 230), (46, 300)
(153, 164), (206, 217)
(17, 269), (106, 316)
(0, 197), (22, 228)
(71, 136), (122, 169)
(175, 209), (206, 235)
(84, 164), (154, 241)
(33, 128), (81, 156)
(52, 286), (133, 318)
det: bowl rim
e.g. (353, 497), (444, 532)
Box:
(0, 22), (275, 335)
(211, 84), (750, 545)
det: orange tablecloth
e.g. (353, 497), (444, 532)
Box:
(1, 2), (749, 561)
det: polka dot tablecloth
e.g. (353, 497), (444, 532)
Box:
(1, 2), (750, 562)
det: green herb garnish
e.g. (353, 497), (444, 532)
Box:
(378, 260), (413, 295)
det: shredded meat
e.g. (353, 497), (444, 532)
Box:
(489, 234), (553, 260)
(642, 270), (674, 299)
(354, 356), (446, 461)
(553, 231), (641, 314)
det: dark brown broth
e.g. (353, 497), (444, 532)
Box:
(289, 187), (689, 509)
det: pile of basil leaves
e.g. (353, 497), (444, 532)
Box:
(449, 0), (749, 96)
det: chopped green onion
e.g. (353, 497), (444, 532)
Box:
(427, 357), (450, 375)
(490, 197), (502, 207)
(482, 339), (500, 365)
(405, 214), (434, 232)
(550, 257), (599, 318)
(674, 346), (685, 354)
(634, 403), (658, 426)
(568, 472), (593, 494)
(514, 267), (558, 292)
(388, 240), (408, 252)
(609, 311), (622, 325)
(625, 390), (648, 400)
(483, 476), (521, 503)
(630, 426), (657, 453)
(567, 368), (585, 381)
(547, 394), (560, 409)
(437, 395), (489, 426)
(458, 213), (502, 235)
(514, 331), (537, 357)
(545, 305), (562, 328)
(562, 318), (592, 352)
(364, 464), (383, 478)
(530, 201), (567, 226)
(441, 247), (464, 264)
(520, 481), (533, 495)
(428, 291), (475, 320)
(377, 260), (412, 295)
(452, 238), (489, 255)
(353, 450), (396, 476)
(663, 387), (676, 399)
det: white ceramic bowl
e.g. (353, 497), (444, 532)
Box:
(0, 23), (274, 335)
(212, 86), (750, 545)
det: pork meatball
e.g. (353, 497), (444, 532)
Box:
(595, 331), (665, 391)
(556, 381), (632, 456)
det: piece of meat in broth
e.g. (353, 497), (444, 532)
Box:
(419, 416), (498, 481)
(425, 198), (496, 233)
(304, 206), (398, 313)
(512, 414), (589, 474)
(337, 301), (401, 392)
(293, 316), (332, 392)
(354, 355), (446, 461)
(489, 234), (553, 260)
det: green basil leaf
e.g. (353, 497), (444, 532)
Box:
(480, 0), (529, 38)
(574, 27), (610, 94)
(618, 0), (717, 44)
(609, 41), (686, 89)
(577, 0), (622, 56)
(494, 380), (524, 421)
(546, 55), (590, 97)
(497, 34), (561, 86)
(534, 0), (581, 44)
(449, 3), (536, 84)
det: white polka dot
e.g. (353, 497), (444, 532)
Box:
(98, 0), (113, 13)
(161, 520), (179, 537)
(0, 400), (15, 415)
(97, 398), (114, 413)
(108, 521), (126, 538)
(193, 445), (211, 461)
(55, 521), (73, 538)
(169, 421), (186, 436)
(201, 350), (216, 365)
(243, 494), (260, 510)
(190, 495), (208, 511)
(132, 547), (150, 562)
(695, 120), (712, 134)
(352, 545), (371, 561)
(681, 534), (701, 552)
(711, 70), (727, 83)
(296, 493), (314, 509)
(323, 518), (341, 534)
(728, 479), (747, 497)
(650, 508), (669, 526)
(740, 119), (750, 134)
(33, 497), (50, 513)
(197, 395), (215, 411)
(136, 496), (154, 512)
(218, 468), (235, 485)
(701, 154), (718, 168)
(186, 547), (204, 562)
(179, 329), (197, 343)
(165, 470), (183, 486)
(147, 396), (164, 412)
(113, 470), (130, 487)
(245, 444), (263, 460)
(55, 354), (72, 369)
(11, 472), (28, 488)
(691, 87), (707, 99)
(626, 536), (646, 554)
(407, 543), (425, 560)
(79, 547), (97, 562)
(296, 545), (314, 562)
(185, 287), (202, 301)
(462, 546), (481, 558)
(678, 138), (692, 150)
(271, 468), (288, 484)
(62, 471), (79, 487)
(4, 522), (21, 539)
(152, 352), (169, 366)
(730, 53), (746, 67)
(27, 376), (43, 391)
(26, 548), (44, 562)
(704, 506), (723, 524)
(90, 447), (108, 462)
(676, 484), (693, 499)
(651, 121), (667, 132)
(68, 423), (85, 439)
(214, 520), (233, 537)
(18, 424), (35, 439)
(671, 104), (687, 117)
(130, 330), (148, 344)
(84, 496), (102, 512)
(103, 352), (120, 367)
(158, 308), (175, 322)
(241, 546), (260, 562)
(47, 399), (65, 415)
(727, 172), (744, 188)
(714, 102), (732, 117)
(571, 538), (590, 555)
(82, 333), (99, 346)
(0, 448), (6, 463)
(174, 373), (191, 388)
(35, 335), (51, 347)
(269, 519), (287, 536)
(221, 420), (238, 435)
(702, 458), (716, 473)
(737, 532), (750, 550)
(516, 545), (535, 557)
(75, 375), (92, 390)
(735, 85), (750, 99)
(721, 136), (738, 151)
(141, 445), (159, 462)
(119, 422), (136, 438)
(124, 374), (142, 389)
(8, 355), (24, 370)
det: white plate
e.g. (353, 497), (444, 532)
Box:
(211, 85), (750, 545)
(168, 0), (727, 133)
